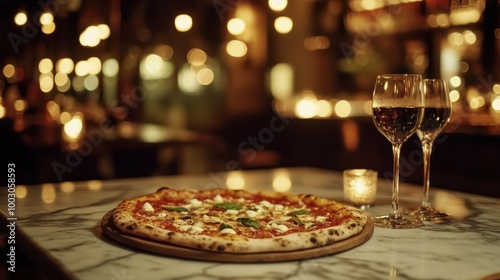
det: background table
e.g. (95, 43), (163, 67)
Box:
(1, 167), (499, 280)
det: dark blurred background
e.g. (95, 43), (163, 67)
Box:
(1, 0), (499, 197)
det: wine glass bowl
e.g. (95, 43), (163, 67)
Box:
(372, 74), (424, 229)
(408, 79), (453, 222)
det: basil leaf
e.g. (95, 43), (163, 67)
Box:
(289, 217), (304, 225)
(237, 218), (260, 229)
(219, 223), (232, 230)
(214, 202), (242, 210)
(162, 206), (190, 212)
(287, 209), (310, 216)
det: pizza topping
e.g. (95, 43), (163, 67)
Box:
(163, 206), (190, 212)
(266, 221), (289, 233)
(214, 202), (242, 210)
(219, 223), (232, 230)
(189, 199), (203, 208)
(245, 210), (258, 218)
(289, 217), (304, 225)
(220, 228), (237, 234)
(237, 218), (260, 229)
(213, 194), (224, 203)
(142, 202), (154, 212)
(225, 209), (239, 215)
(287, 209), (309, 216)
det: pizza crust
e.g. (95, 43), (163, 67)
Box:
(113, 188), (367, 253)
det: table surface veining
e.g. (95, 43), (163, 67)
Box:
(1, 167), (499, 280)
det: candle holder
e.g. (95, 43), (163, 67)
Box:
(343, 169), (377, 210)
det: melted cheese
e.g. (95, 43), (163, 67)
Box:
(142, 202), (154, 212)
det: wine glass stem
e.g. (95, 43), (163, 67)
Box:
(421, 140), (433, 210)
(391, 143), (403, 219)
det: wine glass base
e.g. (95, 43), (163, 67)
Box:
(374, 215), (423, 229)
(404, 207), (453, 223)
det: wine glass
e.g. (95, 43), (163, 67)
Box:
(407, 79), (453, 222)
(372, 74), (424, 229)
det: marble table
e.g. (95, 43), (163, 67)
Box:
(1, 167), (499, 280)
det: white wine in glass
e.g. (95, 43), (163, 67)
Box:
(408, 79), (453, 222)
(372, 74), (424, 229)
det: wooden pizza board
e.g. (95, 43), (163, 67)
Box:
(101, 209), (374, 263)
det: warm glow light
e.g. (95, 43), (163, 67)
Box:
(316, 100), (333, 117)
(448, 32), (464, 45)
(75, 60), (89, 76)
(187, 48), (207, 66)
(72, 76), (85, 92)
(14, 12), (28, 26)
(156, 44), (174, 60)
(493, 84), (500, 94)
(178, 64), (201, 94)
(46, 101), (60, 120)
(196, 68), (214, 85)
(103, 58), (119, 77)
(3, 64), (16, 78)
(449, 90), (460, 102)
(272, 169), (291, 192)
(87, 57), (102, 75)
(463, 30), (477, 44)
(436, 13), (450, 27)
(304, 36), (330, 51)
(226, 40), (247, 57)
(39, 74), (54, 93)
(175, 14), (193, 32)
(60, 181), (75, 193)
(38, 58), (53, 74)
(54, 72), (69, 87)
(270, 63), (293, 100)
(80, 26), (101, 47)
(14, 100), (26, 113)
(359, 0), (384, 11)
(97, 24), (110, 39)
(295, 97), (317, 119)
(41, 22), (56, 34)
(16, 185), (28, 198)
(450, 76), (461, 88)
(274, 16), (293, 34)
(227, 18), (246, 35)
(335, 100), (351, 118)
(88, 180), (102, 191)
(57, 78), (70, 91)
(56, 58), (74, 74)
(64, 115), (83, 139)
(40, 12), (54, 25)
(469, 97), (485, 109)
(59, 111), (72, 124)
(140, 54), (174, 80)
(41, 184), (56, 204)
(269, 0), (288, 11)
(226, 172), (245, 190)
(84, 75), (99, 91)
(0, 106), (6, 119)
(363, 100), (373, 115)
(450, 8), (482, 25)
(492, 97), (500, 111)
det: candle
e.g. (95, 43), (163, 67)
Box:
(343, 169), (377, 209)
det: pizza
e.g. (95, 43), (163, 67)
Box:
(112, 187), (367, 253)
